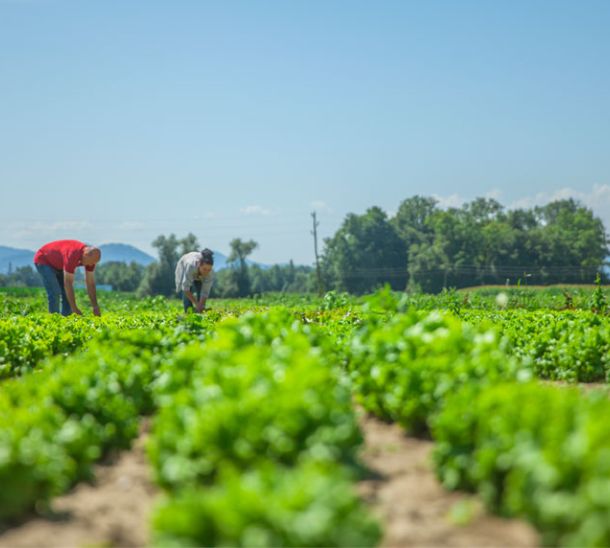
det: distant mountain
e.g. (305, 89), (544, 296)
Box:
(98, 247), (266, 270)
(0, 244), (271, 274)
(0, 246), (35, 274)
(0, 243), (156, 273)
(98, 243), (155, 265)
(212, 251), (229, 270)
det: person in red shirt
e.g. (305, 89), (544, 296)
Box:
(34, 240), (102, 316)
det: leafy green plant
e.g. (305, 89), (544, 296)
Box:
(0, 326), (186, 523)
(151, 462), (380, 547)
(462, 310), (610, 382)
(348, 308), (529, 432)
(147, 310), (377, 545)
(321, 290), (351, 311)
(590, 273), (607, 314)
(149, 312), (362, 490)
(433, 382), (610, 546)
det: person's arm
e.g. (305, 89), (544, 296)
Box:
(196, 273), (213, 312)
(63, 271), (82, 315)
(196, 296), (207, 313)
(183, 289), (199, 309)
(85, 270), (101, 316)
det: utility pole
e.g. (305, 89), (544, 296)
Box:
(311, 211), (323, 296)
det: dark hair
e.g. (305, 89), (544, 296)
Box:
(200, 248), (214, 266)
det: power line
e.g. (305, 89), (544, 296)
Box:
(327, 264), (603, 280)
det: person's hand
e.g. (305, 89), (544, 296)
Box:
(72, 307), (83, 316)
(92, 305), (101, 317)
(196, 303), (205, 313)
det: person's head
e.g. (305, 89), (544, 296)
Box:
(198, 248), (214, 276)
(82, 246), (101, 267)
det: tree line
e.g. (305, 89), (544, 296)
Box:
(1, 196), (607, 295)
(321, 196), (608, 293)
(0, 237), (313, 297)
(131, 234), (314, 298)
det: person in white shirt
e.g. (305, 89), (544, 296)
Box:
(175, 248), (215, 313)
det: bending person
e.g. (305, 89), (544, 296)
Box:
(34, 239), (102, 316)
(175, 248), (215, 313)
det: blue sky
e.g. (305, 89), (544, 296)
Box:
(1, 0), (609, 264)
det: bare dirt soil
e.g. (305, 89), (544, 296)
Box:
(0, 414), (540, 548)
(543, 379), (608, 392)
(357, 412), (539, 547)
(0, 420), (157, 548)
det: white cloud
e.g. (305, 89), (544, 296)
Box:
(510, 184), (610, 211)
(510, 189), (572, 210)
(310, 200), (333, 213)
(510, 183), (610, 228)
(10, 220), (94, 238)
(240, 205), (271, 216)
(429, 185), (610, 230)
(432, 193), (465, 209)
(0, 220), (98, 249)
(485, 188), (503, 201)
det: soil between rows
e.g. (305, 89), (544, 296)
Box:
(0, 415), (538, 548)
(0, 420), (156, 548)
(357, 412), (538, 547)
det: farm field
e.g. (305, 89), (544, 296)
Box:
(1, 286), (609, 547)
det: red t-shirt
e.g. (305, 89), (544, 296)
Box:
(34, 240), (96, 274)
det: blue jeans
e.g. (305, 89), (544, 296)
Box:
(35, 263), (73, 315)
(182, 280), (203, 312)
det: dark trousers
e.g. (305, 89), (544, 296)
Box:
(182, 280), (203, 312)
(35, 263), (73, 315)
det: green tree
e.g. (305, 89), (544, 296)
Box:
(391, 196), (438, 286)
(392, 195), (438, 248)
(534, 199), (608, 283)
(463, 197), (504, 223)
(406, 197), (608, 291)
(408, 208), (466, 291)
(226, 238), (258, 297)
(248, 261), (315, 295)
(322, 207), (407, 294)
(407, 240), (449, 292)
(0, 266), (41, 288)
(138, 233), (200, 296)
(96, 261), (145, 292)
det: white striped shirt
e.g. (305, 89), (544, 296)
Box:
(174, 252), (215, 296)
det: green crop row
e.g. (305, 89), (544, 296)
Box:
(0, 302), (360, 381)
(348, 307), (530, 434)
(346, 299), (610, 546)
(0, 336), (156, 522)
(0, 289), (182, 315)
(0, 315), (109, 378)
(152, 462), (377, 548)
(433, 382), (610, 546)
(147, 310), (380, 547)
(0, 311), (226, 379)
(358, 289), (610, 384)
(465, 310), (610, 383)
(0, 316), (214, 524)
(6, 289), (606, 389)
